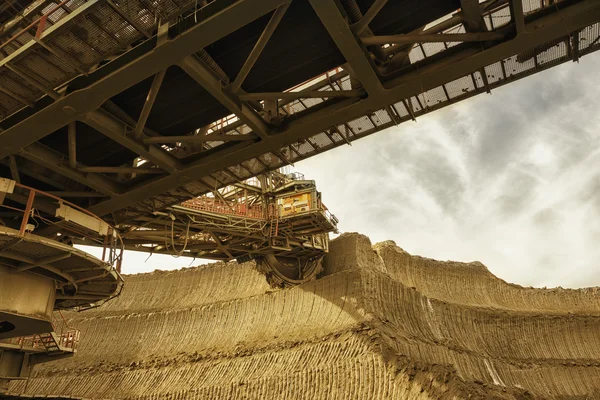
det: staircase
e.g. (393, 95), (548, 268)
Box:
(37, 332), (62, 353)
(6, 311), (80, 356)
(269, 218), (279, 237)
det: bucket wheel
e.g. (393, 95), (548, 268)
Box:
(257, 254), (323, 288)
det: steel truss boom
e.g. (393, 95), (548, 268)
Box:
(86, 0), (600, 217)
(0, 0), (598, 221)
(0, 0), (289, 159)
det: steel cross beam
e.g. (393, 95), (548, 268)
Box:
(351, 0), (388, 36)
(179, 55), (271, 139)
(0, 0), (289, 159)
(84, 0), (600, 217)
(0, 158), (69, 191)
(18, 142), (123, 196)
(80, 110), (184, 173)
(309, 0), (384, 96)
(460, 0), (488, 32)
(239, 89), (364, 101)
(143, 133), (259, 144)
(362, 31), (507, 45)
(230, 2), (291, 93)
(134, 70), (167, 139)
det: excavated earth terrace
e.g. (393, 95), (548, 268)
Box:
(5, 233), (600, 399)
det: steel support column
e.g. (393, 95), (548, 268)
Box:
(460, 0), (488, 32)
(134, 70), (167, 139)
(510, 0), (526, 34)
(67, 122), (77, 169)
(8, 155), (20, 183)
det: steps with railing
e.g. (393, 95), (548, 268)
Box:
(269, 218), (279, 237)
(3, 311), (80, 356)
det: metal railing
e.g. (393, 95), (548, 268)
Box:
(5, 310), (80, 353)
(0, 0), (77, 54)
(0, 182), (123, 269)
(182, 197), (265, 219)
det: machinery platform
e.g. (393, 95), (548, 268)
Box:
(0, 226), (122, 316)
(0, 181), (123, 384)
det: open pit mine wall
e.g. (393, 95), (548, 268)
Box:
(6, 233), (600, 399)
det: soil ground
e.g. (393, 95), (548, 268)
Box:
(6, 233), (600, 399)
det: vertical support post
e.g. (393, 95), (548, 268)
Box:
(101, 233), (109, 262)
(36, 15), (48, 39)
(264, 99), (279, 122)
(572, 31), (580, 62)
(19, 190), (36, 235)
(116, 257), (122, 273)
(9, 155), (21, 183)
(134, 70), (167, 139)
(68, 122), (77, 169)
(510, 0), (525, 35)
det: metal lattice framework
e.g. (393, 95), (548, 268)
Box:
(0, 0), (598, 235)
(110, 170), (336, 261)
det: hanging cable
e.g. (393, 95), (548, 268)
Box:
(170, 218), (191, 255)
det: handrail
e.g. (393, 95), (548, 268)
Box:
(5, 311), (80, 353)
(0, 182), (123, 270)
(182, 197), (265, 219)
(0, 0), (72, 52)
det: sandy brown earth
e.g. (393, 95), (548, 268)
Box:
(6, 233), (600, 399)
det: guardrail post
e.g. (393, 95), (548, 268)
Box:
(35, 15), (48, 39)
(19, 190), (36, 236)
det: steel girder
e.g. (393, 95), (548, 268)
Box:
(309, 0), (384, 96)
(179, 55), (271, 139)
(0, 0), (599, 220)
(80, 110), (184, 173)
(85, 0), (600, 217)
(0, 0), (290, 159)
(18, 142), (123, 195)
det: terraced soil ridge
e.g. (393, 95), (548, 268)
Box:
(6, 233), (600, 399)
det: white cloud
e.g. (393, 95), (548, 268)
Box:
(298, 52), (600, 289)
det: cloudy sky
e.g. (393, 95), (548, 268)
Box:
(86, 51), (600, 289)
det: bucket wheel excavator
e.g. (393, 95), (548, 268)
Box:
(114, 170), (339, 287)
(0, 169), (336, 388)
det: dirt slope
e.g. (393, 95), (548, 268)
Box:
(6, 233), (600, 399)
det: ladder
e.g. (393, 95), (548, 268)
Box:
(37, 332), (62, 353)
(269, 217), (279, 237)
